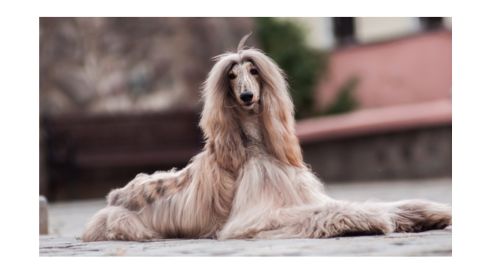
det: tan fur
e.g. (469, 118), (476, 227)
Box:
(82, 45), (451, 242)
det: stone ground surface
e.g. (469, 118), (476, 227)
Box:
(40, 178), (452, 256)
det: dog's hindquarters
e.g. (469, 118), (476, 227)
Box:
(82, 151), (240, 241)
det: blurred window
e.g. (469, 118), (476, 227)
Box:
(419, 17), (444, 31)
(333, 17), (356, 46)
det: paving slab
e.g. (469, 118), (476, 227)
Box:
(40, 229), (451, 256)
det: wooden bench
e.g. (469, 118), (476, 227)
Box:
(41, 110), (203, 201)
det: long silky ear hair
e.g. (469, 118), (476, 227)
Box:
(242, 49), (304, 167)
(199, 53), (246, 172)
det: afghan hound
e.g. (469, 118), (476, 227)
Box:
(82, 35), (451, 242)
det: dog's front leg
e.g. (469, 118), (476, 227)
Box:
(218, 201), (396, 240)
(218, 199), (451, 239)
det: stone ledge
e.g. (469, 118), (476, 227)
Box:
(296, 99), (451, 143)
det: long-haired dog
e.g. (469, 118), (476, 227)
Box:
(82, 35), (451, 242)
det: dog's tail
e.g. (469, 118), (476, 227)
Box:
(237, 32), (252, 52)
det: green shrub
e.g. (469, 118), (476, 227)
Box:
(323, 77), (359, 115)
(255, 18), (329, 119)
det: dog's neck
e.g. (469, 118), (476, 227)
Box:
(237, 107), (265, 152)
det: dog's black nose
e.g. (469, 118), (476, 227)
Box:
(240, 92), (253, 103)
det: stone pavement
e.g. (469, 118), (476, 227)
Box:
(40, 178), (452, 256)
(40, 229), (451, 256)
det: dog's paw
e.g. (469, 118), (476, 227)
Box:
(392, 199), (451, 232)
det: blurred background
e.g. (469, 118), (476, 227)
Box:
(39, 17), (452, 202)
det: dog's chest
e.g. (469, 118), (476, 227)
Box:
(240, 118), (265, 153)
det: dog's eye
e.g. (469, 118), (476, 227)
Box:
(228, 73), (237, 80)
(250, 68), (259, 75)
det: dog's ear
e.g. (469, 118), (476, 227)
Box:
(200, 54), (247, 172)
(261, 88), (304, 167)
(244, 50), (304, 167)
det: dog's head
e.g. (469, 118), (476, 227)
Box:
(200, 33), (303, 167)
(202, 33), (289, 114)
(227, 59), (261, 111)
(227, 32), (262, 111)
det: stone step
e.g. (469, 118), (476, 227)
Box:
(40, 196), (48, 235)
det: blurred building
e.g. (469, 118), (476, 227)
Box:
(40, 18), (452, 201)
(290, 17), (452, 182)
(40, 18), (254, 116)
(289, 17), (451, 50)
(287, 17), (451, 110)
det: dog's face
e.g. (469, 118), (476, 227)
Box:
(228, 61), (261, 110)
